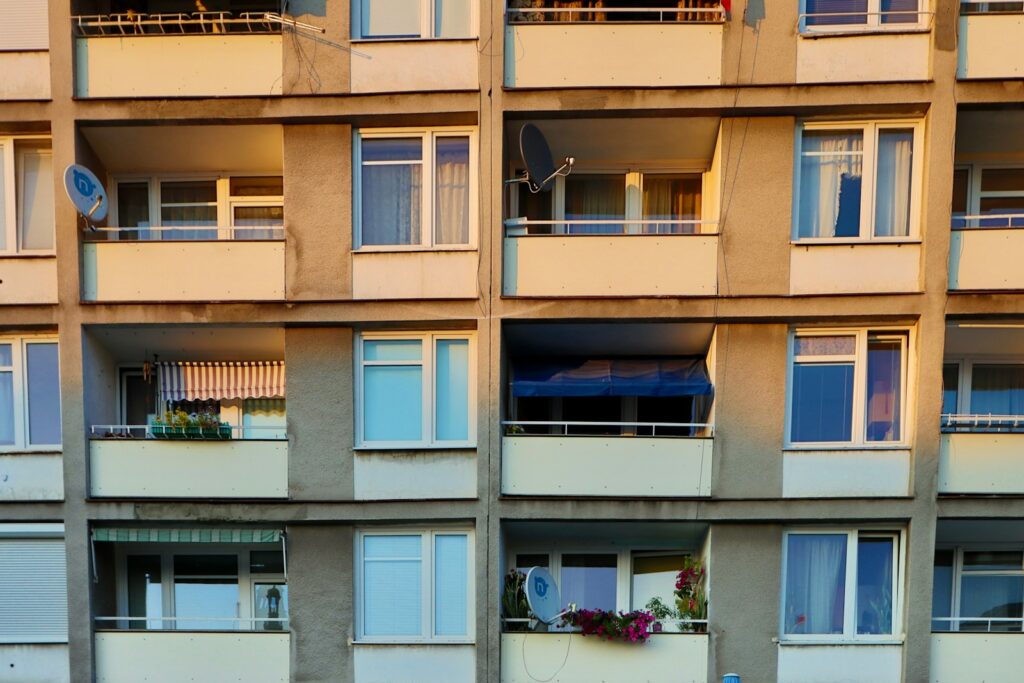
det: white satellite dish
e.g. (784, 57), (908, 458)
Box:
(525, 566), (575, 625)
(63, 164), (108, 224)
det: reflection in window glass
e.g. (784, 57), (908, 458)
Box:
(805, 0), (869, 26)
(963, 551), (1023, 571)
(932, 549), (953, 632)
(361, 0), (421, 37)
(127, 555), (162, 630)
(361, 139), (423, 246)
(435, 0), (471, 37)
(435, 340), (469, 441)
(942, 363), (959, 416)
(971, 365), (1024, 417)
(790, 363), (855, 442)
(173, 555), (239, 631)
(562, 554), (617, 612)
(631, 554), (686, 612)
(434, 137), (470, 245)
(26, 343), (61, 446)
(856, 537), (894, 634)
(784, 534), (847, 635)
(959, 575), (1023, 632)
(865, 335), (902, 442)
(564, 174), (626, 234)
(254, 583), (288, 631)
(798, 131), (863, 238)
(0, 368), (13, 447)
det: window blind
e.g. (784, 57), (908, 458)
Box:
(433, 534), (468, 636)
(0, 1), (49, 51)
(363, 535), (422, 636)
(0, 539), (67, 643)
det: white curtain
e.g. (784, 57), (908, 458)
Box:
(798, 132), (863, 239)
(434, 138), (470, 245)
(874, 130), (913, 237)
(362, 164), (421, 246)
(785, 534), (847, 635)
(643, 175), (701, 234)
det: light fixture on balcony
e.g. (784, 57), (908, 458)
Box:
(511, 123), (575, 193)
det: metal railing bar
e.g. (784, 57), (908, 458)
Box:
(503, 420), (713, 437)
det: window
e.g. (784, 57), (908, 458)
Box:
(117, 546), (287, 632)
(0, 336), (61, 451)
(782, 529), (902, 641)
(933, 547), (1024, 633)
(951, 165), (1024, 229)
(0, 138), (54, 255)
(355, 130), (476, 249)
(514, 170), (705, 235)
(795, 122), (923, 241)
(799, 0), (924, 32)
(353, 0), (474, 39)
(356, 530), (473, 642)
(111, 175), (283, 241)
(787, 329), (910, 447)
(941, 360), (1024, 430)
(0, 525), (67, 644)
(356, 333), (475, 448)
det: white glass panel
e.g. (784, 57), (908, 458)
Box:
(364, 535), (422, 636)
(362, 0), (422, 38)
(435, 339), (469, 441)
(434, 137), (470, 245)
(435, 0), (471, 37)
(26, 343), (60, 446)
(874, 129), (914, 237)
(798, 131), (863, 239)
(365, 366), (423, 441)
(18, 150), (54, 251)
(364, 339), (422, 362)
(784, 534), (847, 635)
(434, 535), (468, 636)
(856, 537), (894, 635)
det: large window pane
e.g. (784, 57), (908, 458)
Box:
(805, 0), (868, 26)
(631, 554), (687, 612)
(942, 363), (959, 416)
(932, 549), (953, 632)
(232, 205), (284, 240)
(971, 364), (1024, 416)
(127, 555), (162, 630)
(18, 150), (54, 250)
(361, 139), (422, 246)
(0, 371), (14, 446)
(173, 555), (239, 631)
(435, 0), (471, 37)
(880, 0), (919, 24)
(561, 554), (617, 612)
(160, 181), (217, 240)
(434, 137), (470, 245)
(434, 535), (468, 636)
(791, 363), (854, 442)
(642, 174), (702, 234)
(362, 0), (421, 37)
(784, 534), (847, 635)
(363, 535), (422, 636)
(254, 583), (288, 631)
(865, 335), (902, 442)
(798, 131), (863, 238)
(874, 129), (914, 237)
(116, 181), (151, 240)
(364, 366), (423, 441)
(564, 174), (626, 234)
(435, 339), (469, 441)
(26, 343), (60, 446)
(856, 537), (894, 635)
(960, 575), (1024, 632)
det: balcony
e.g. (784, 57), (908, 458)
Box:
(957, 1), (1024, 79)
(949, 215), (1024, 290)
(503, 4), (724, 88)
(72, 10), (283, 98)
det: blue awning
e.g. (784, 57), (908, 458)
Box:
(511, 359), (713, 398)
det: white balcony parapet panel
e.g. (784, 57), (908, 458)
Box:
(777, 644), (902, 683)
(352, 250), (479, 300)
(0, 644), (69, 683)
(354, 450), (476, 500)
(81, 236), (285, 302)
(94, 631), (288, 683)
(0, 53), (50, 100)
(503, 220), (718, 297)
(789, 243), (920, 295)
(0, 454), (63, 501)
(354, 644), (475, 683)
(501, 633), (708, 683)
(89, 427), (287, 498)
(958, 4), (1024, 79)
(73, 13), (283, 97)
(931, 632), (1024, 683)
(0, 258), (57, 304)
(351, 40), (478, 93)
(938, 428), (1024, 494)
(502, 429), (712, 497)
(504, 8), (723, 88)
(782, 449), (911, 498)
(949, 217), (1024, 290)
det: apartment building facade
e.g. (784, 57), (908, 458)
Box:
(0, 0), (1021, 681)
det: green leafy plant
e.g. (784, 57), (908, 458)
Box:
(673, 556), (708, 632)
(501, 570), (532, 631)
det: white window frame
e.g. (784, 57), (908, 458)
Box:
(0, 335), (61, 453)
(0, 136), (54, 256)
(780, 528), (905, 644)
(936, 545), (1024, 633)
(954, 162), (1024, 219)
(351, 0), (478, 40)
(792, 120), (925, 242)
(355, 331), (476, 449)
(942, 357), (1024, 416)
(354, 528), (475, 644)
(108, 173), (284, 241)
(112, 543), (286, 632)
(354, 128), (479, 251)
(798, 0), (928, 35)
(785, 327), (913, 449)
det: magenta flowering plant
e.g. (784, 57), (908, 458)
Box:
(673, 556), (708, 632)
(561, 608), (656, 643)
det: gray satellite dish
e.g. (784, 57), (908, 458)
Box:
(63, 164), (108, 224)
(525, 566), (575, 625)
(518, 124), (574, 193)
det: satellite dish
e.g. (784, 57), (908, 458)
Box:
(518, 124), (574, 193)
(63, 164), (108, 223)
(525, 566), (568, 625)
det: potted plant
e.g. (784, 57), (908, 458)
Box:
(561, 608), (656, 643)
(501, 569), (534, 632)
(674, 557), (708, 633)
(152, 409), (190, 439)
(151, 409), (232, 440)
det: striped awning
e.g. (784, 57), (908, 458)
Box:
(158, 361), (285, 402)
(91, 528), (282, 543)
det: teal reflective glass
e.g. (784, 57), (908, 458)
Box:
(364, 339), (422, 362)
(364, 366), (422, 441)
(434, 535), (468, 636)
(435, 339), (469, 441)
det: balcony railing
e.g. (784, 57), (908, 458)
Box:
(504, 218), (718, 236)
(73, 12), (281, 36)
(95, 616), (288, 632)
(90, 424), (286, 440)
(952, 213), (1024, 230)
(961, 1), (1024, 15)
(933, 616), (1024, 632)
(506, 5), (725, 24)
(941, 413), (1024, 433)
(503, 420), (712, 437)
(83, 226), (284, 242)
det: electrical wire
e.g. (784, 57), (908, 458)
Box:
(521, 627), (572, 682)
